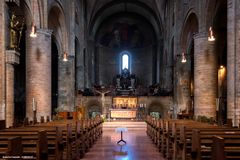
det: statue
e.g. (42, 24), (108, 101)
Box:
(9, 13), (24, 50)
(116, 75), (121, 88)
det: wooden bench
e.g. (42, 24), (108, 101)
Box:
(174, 124), (240, 160)
(30, 117), (103, 159)
(0, 136), (22, 158)
(191, 129), (240, 160)
(212, 136), (240, 160)
(0, 117), (103, 159)
(0, 120), (5, 130)
(147, 117), (240, 160)
(171, 121), (218, 160)
(0, 130), (49, 159)
(0, 126), (64, 160)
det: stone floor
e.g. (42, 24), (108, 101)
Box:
(82, 122), (165, 160)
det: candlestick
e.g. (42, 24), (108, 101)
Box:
(32, 98), (36, 111)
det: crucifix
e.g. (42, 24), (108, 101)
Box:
(94, 88), (111, 117)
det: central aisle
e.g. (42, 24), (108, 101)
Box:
(82, 121), (165, 160)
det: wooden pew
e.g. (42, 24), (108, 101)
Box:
(0, 136), (22, 158)
(177, 126), (240, 160)
(7, 136), (23, 157)
(175, 124), (240, 160)
(162, 119), (202, 159)
(212, 136), (225, 160)
(0, 127), (64, 160)
(212, 136), (240, 160)
(147, 117), (240, 160)
(32, 120), (85, 158)
(14, 117), (103, 159)
(24, 123), (72, 159)
(191, 129), (240, 160)
(0, 131), (49, 160)
(171, 121), (217, 160)
(0, 120), (5, 130)
(30, 117), (103, 159)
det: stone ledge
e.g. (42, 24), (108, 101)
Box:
(5, 0), (20, 6)
(5, 50), (20, 65)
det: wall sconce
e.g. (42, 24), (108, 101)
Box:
(218, 65), (226, 86)
(63, 51), (68, 62)
(177, 52), (190, 63)
(208, 26), (215, 41)
(181, 52), (187, 63)
(30, 2), (37, 38)
(30, 22), (37, 38)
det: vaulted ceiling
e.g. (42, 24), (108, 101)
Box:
(86, 0), (166, 39)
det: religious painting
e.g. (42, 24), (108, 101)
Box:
(100, 23), (144, 48)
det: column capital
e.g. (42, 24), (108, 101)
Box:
(193, 32), (208, 40)
(67, 55), (75, 61)
(207, 40), (215, 46)
(37, 28), (53, 37)
(5, 49), (20, 65)
(26, 28), (52, 38)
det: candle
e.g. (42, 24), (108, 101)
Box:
(32, 98), (36, 111)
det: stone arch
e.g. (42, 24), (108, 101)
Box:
(148, 102), (165, 119)
(178, 11), (198, 116)
(85, 100), (102, 118)
(180, 10), (199, 51)
(205, 0), (218, 31)
(48, 1), (67, 54)
(48, 2), (68, 112)
(211, 0), (227, 125)
(23, 0), (43, 28)
(89, 0), (163, 39)
(21, 0), (32, 26)
(89, 1), (162, 86)
(51, 36), (59, 114)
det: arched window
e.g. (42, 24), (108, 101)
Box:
(122, 54), (129, 70)
(120, 51), (131, 73)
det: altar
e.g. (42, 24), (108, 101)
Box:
(110, 97), (138, 119)
(110, 109), (137, 118)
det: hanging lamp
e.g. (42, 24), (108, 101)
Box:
(30, 1), (37, 38)
(208, 26), (215, 41)
(63, 51), (68, 62)
(181, 52), (187, 63)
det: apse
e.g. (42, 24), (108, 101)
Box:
(93, 14), (159, 87)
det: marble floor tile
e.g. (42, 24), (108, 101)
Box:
(82, 128), (165, 160)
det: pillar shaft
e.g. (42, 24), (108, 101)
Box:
(5, 50), (20, 128)
(6, 63), (14, 127)
(26, 29), (52, 122)
(194, 33), (217, 118)
(227, 0), (240, 126)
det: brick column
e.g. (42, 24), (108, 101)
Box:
(227, 0), (240, 126)
(5, 50), (20, 128)
(26, 29), (52, 122)
(194, 33), (217, 118)
(0, 2), (5, 121)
